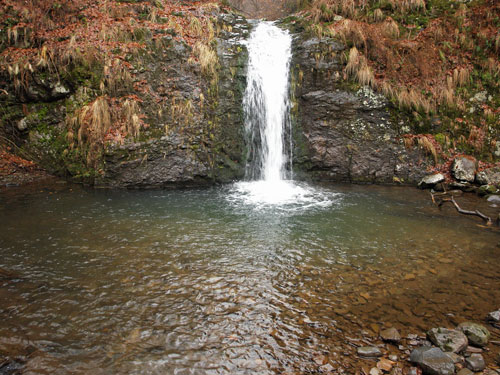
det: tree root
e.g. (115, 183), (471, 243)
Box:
(431, 192), (493, 225)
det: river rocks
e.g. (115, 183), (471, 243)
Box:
(491, 310), (500, 322)
(476, 167), (500, 186)
(358, 346), (383, 357)
(465, 353), (485, 372)
(456, 368), (473, 375)
(452, 157), (476, 182)
(419, 174), (445, 189)
(381, 327), (402, 343)
(458, 322), (490, 347)
(427, 328), (468, 353)
(409, 347), (455, 375)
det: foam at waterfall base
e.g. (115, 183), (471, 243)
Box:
(227, 180), (339, 211)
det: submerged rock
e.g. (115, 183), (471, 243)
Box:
(452, 156), (476, 183)
(380, 327), (401, 343)
(465, 353), (485, 372)
(418, 174), (445, 189)
(458, 322), (490, 347)
(357, 346), (383, 357)
(427, 328), (468, 353)
(410, 347), (455, 375)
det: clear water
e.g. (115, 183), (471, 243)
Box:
(0, 182), (499, 374)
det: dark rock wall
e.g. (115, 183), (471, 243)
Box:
(290, 35), (431, 184)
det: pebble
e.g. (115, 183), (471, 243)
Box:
(465, 353), (485, 372)
(465, 346), (482, 353)
(389, 355), (398, 362)
(381, 328), (401, 343)
(487, 309), (500, 323)
(370, 367), (381, 375)
(456, 369), (473, 375)
(376, 358), (394, 372)
(357, 346), (383, 357)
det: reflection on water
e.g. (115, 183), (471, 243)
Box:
(0, 183), (499, 374)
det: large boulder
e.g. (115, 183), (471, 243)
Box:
(452, 156), (476, 182)
(410, 347), (455, 375)
(427, 328), (468, 353)
(457, 322), (490, 347)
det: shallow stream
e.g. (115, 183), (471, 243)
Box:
(0, 181), (499, 374)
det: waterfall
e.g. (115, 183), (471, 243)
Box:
(243, 22), (292, 182)
(229, 21), (334, 209)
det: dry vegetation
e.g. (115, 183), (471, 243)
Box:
(0, 0), (225, 172)
(297, 0), (500, 162)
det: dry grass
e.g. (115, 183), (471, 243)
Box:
(382, 17), (400, 39)
(372, 9), (384, 23)
(417, 136), (438, 164)
(193, 42), (218, 77)
(122, 99), (141, 138)
(395, 87), (433, 114)
(345, 46), (374, 87)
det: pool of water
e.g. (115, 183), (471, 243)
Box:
(0, 181), (499, 374)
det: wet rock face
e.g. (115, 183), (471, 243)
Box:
(97, 14), (250, 188)
(290, 34), (429, 184)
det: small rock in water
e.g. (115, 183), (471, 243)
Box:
(465, 346), (482, 353)
(427, 328), (468, 353)
(370, 367), (382, 375)
(358, 346), (383, 357)
(456, 368), (473, 375)
(487, 309), (500, 323)
(389, 354), (398, 362)
(464, 353), (485, 372)
(458, 322), (491, 347)
(410, 347), (455, 375)
(406, 367), (421, 375)
(418, 174), (445, 189)
(377, 358), (394, 372)
(444, 352), (464, 365)
(381, 328), (402, 343)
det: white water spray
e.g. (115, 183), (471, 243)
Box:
(230, 21), (336, 209)
(243, 22), (292, 181)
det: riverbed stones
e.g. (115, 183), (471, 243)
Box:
(418, 174), (445, 189)
(427, 328), (468, 353)
(458, 322), (490, 347)
(381, 327), (402, 343)
(465, 353), (485, 372)
(452, 157), (476, 182)
(456, 368), (473, 375)
(358, 346), (383, 357)
(410, 347), (455, 375)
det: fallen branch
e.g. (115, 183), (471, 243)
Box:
(431, 192), (492, 225)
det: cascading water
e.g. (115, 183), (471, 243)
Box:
(229, 21), (335, 209)
(243, 22), (292, 182)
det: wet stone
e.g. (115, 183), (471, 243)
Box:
(456, 368), (473, 375)
(381, 328), (402, 343)
(427, 328), (468, 353)
(419, 174), (445, 189)
(464, 353), (485, 372)
(358, 346), (383, 357)
(458, 322), (490, 347)
(410, 347), (455, 375)
(406, 367), (420, 375)
(487, 309), (500, 323)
